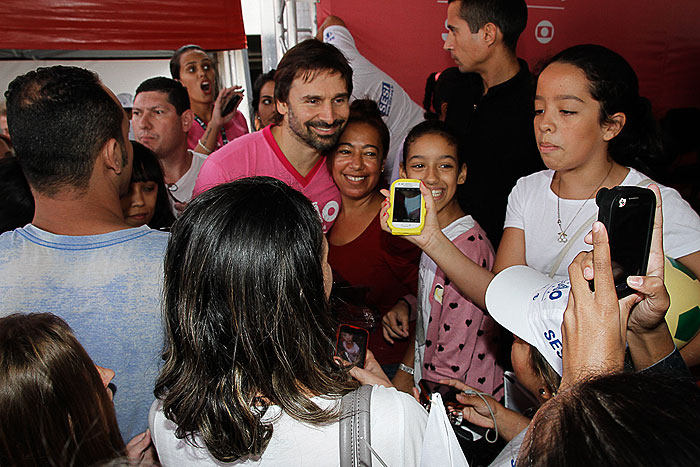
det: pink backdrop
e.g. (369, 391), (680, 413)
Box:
(319, 0), (700, 117)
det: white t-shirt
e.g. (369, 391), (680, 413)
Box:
(504, 168), (700, 280)
(149, 385), (427, 466)
(323, 25), (425, 184)
(167, 150), (207, 216)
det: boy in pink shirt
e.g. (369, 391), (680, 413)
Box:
(193, 39), (353, 232)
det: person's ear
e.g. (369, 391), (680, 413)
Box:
(482, 22), (498, 47)
(457, 163), (467, 184)
(181, 109), (194, 133)
(439, 102), (449, 122)
(399, 163), (407, 179)
(276, 100), (289, 118)
(102, 138), (125, 175)
(602, 112), (626, 141)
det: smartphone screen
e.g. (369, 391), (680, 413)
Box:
(392, 187), (422, 224)
(335, 324), (368, 368)
(597, 187), (655, 297)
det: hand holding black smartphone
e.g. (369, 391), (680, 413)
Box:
(594, 186), (656, 298)
(221, 93), (242, 117)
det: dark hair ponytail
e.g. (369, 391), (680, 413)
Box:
(423, 72), (440, 120)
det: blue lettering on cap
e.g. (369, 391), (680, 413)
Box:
(544, 329), (563, 358)
(549, 290), (562, 300)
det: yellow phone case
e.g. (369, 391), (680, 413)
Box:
(388, 179), (426, 235)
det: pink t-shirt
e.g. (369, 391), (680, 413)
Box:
(422, 221), (504, 399)
(186, 110), (249, 152)
(193, 125), (341, 232)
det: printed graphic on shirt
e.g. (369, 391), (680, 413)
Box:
(313, 200), (340, 232)
(378, 82), (393, 116)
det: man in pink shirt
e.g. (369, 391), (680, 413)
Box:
(193, 39), (352, 232)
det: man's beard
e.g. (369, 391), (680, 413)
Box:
(287, 106), (346, 152)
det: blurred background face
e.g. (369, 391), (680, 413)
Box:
(120, 181), (158, 227)
(178, 49), (217, 106)
(256, 80), (277, 129)
(331, 122), (384, 200)
(132, 91), (186, 158)
(0, 136), (12, 159)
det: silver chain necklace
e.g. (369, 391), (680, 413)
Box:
(556, 163), (613, 243)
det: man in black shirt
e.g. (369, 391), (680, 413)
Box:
(444, 0), (544, 248)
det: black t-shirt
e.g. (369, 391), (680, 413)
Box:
(445, 60), (544, 248)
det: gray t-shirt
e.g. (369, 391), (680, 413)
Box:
(0, 224), (169, 441)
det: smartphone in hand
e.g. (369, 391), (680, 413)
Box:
(388, 179), (425, 235)
(335, 324), (368, 368)
(221, 94), (242, 117)
(595, 186), (656, 298)
(418, 379), (463, 407)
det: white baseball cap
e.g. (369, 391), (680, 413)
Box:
(485, 265), (571, 376)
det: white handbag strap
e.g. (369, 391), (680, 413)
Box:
(339, 384), (373, 467)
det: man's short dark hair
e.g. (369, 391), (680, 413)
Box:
(170, 44), (205, 80)
(274, 39), (353, 106)
(448, 0), (527, 52)
(4, 66), (124, 195)
(135, 77), (191, 115)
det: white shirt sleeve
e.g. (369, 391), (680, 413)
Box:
(322, 25), (360, 61)
(658, 184), (700, 259)
(503, 174), (530, 231)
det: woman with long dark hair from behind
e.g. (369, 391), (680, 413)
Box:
(0, 313), (155, 466)
(150, 176), (430, 465)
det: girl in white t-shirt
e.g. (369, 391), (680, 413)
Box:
(382, 45), (700, 366)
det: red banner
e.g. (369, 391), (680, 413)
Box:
(319, 0), (700, 116)
(0, 0), (246, 51)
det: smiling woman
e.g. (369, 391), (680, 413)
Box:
(327, 99), (421, 381)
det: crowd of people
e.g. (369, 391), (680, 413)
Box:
(1, 0), (700, 465)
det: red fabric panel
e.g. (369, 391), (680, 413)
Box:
(0, 0), (246, 51)
(319, 0), (700, 116)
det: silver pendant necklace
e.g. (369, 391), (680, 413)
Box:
(556, 163), (613, 243)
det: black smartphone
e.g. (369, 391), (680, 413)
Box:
(418, 379), (463, 407)
(595, 186), (656, 298)
(335, 324), (368, 368)
(221, 93), (242, 117)
(418, 379), (489, 436)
